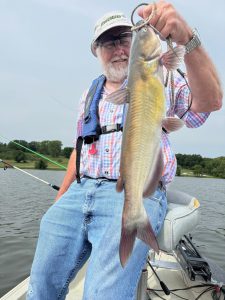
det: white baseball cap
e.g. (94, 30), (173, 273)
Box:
(91, 11), (132, 57)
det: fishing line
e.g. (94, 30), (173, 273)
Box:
(130, 3), (193, 118)
(0, 159), (60, 191)
(0, 134), (67, 170)
(176, 68), (193, 118)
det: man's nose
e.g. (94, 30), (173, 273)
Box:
(113, 40), (125, 55)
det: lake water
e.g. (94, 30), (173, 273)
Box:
(0, 169), (225, 297)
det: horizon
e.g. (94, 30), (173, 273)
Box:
(1, 137), (224, 160)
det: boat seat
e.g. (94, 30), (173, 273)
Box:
(157, 189), (200, 253)
(137, 189), (200, 300)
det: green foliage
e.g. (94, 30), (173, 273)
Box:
(193, 164), (203, 177)
(208, 157), (225, 178)
(13, 150), (26, 163)
(0, 142), (7, 153)
(48, 140), (62, 157)
(176, 165), (182, 176)
(63, 147), (73, 158)
(35, 159), (48, 169)
(176, 154), (203, 168)
(39, 140), (50, 155)
(8, 140), (28, 151)
(176, 153), (225, 179)
(28, 141), (39, 152)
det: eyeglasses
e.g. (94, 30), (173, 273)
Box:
(97, 32), (132, 50)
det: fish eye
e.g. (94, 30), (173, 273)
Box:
(141, 27), (148, 33)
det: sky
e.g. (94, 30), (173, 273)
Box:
(0, 0), (224, 158)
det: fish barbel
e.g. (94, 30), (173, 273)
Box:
(106, 25), (185, 267)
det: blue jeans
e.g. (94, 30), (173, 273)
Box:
(27, 178), (167, 300)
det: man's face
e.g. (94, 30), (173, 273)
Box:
(95, 26), (132, 83)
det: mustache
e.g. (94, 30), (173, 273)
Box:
(111, 55), (129, 63)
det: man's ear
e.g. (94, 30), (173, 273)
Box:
(94, 44), (100, 57)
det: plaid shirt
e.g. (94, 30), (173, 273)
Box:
(75, 73), (210, 185)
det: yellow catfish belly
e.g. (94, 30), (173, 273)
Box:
(121, 72), (165, 195)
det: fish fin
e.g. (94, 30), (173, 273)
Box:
(137, 218), (159, 254)
(143, 148), (164, 198)
(162, 117), (184, 133)
(116, 175), (124, 192)
(119, 224), (137, 267)
(119, 210), (159, 267)
(105, 88), (129, 105)
(160, 45), (185, 71)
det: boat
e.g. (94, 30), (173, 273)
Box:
(1, 188), (225, 300)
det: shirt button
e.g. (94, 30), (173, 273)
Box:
(110, 109), (114, 113)
(105, 171), (109, 175)
(105, 148), (109, 152)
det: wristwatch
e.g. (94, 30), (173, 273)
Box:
(185, 28), (201, 54)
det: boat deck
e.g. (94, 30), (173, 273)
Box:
(1, 251), (213, 300)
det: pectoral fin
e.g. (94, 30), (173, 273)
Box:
(160, 45), (185, 71)
(162, 117), (184, 133)
(105, 88), (129, 105)
(143, 148), (164, 198)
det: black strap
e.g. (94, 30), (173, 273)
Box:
(101, 123), (122, 134)
(162, 127), (168, 134)
(76, 137), (84, 183)
(83, 175), (117, 182)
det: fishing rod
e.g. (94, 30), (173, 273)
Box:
(0, 135), (67, 170)
(0, 159), (60, 191)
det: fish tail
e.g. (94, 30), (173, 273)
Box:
(119, 223), (137, 267)
(137, 217), (159, 254)
(119, 206), (159, 267)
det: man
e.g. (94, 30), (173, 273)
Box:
(27, 2), (222, 300)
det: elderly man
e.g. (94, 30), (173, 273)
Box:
(27, 2), (222, 300)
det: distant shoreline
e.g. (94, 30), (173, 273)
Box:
(0, 159), (68, 171)
(0, 161), (223, 179)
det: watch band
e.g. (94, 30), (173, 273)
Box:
(185, 28), (201, 54)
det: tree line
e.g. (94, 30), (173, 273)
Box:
(176, 154), (225, 179)
(0, 141), (225, 178)
(0, 140), (74, 163)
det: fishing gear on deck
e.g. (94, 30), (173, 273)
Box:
(175, 235), (212, 282)
(147, 256), (171, 296)
(0, 159), (60, 191)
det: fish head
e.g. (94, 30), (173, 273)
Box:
(131, 25), (161, 63)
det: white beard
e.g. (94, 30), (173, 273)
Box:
(96, 49), (128, 83)
(104, 62), (128, 82)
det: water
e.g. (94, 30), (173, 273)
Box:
(0, 169), (225, 297)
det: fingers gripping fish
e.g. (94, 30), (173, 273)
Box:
(106, 25), (185, 267)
